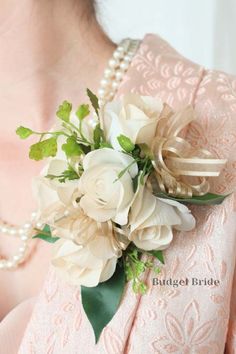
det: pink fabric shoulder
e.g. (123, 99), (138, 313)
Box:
(18, 34), (236, 354)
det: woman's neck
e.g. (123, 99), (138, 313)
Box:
(0, 0), (115, 133)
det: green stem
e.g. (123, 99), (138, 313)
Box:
(34, 130), (70, 138)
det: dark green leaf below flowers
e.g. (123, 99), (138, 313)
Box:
(148, 250), (165, 264)
(81, 261), (126, 343)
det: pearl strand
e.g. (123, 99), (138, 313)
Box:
(98, 38), (140, 106)
(0, 38), (140, 271)
(0, 214), (43, 270)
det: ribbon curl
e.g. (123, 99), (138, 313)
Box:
(97, 221), (130, 257)
(151, 104), (227, 197)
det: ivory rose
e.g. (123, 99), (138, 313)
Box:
(34, 158), (121, 287)
(101, 94), (163, 149)
(52, 221), (120, 287)
(128, 183), (196, 251)
(78, 148), (138, 225)
(33, 159), (79, 223)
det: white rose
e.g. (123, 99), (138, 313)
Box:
(101, 94), (163, 149)
(128, 183), (196, 251)
(33, 159), (79, 223)
(52, 222), (119, 287)
(78, 148), (138, 225)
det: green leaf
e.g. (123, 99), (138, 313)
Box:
(56, 100), (72, 123)
(62, 136), (83, 157)
(16, 126), (33, 139)
(114, 160), (137, 183)
(154, 267), (161, 274)
(86, 88), (99, 116)
(117, 134), (135, 153)
(29, 137), (58, 161)
(132, 145), (141, 159)
(76, 104), (90, 120)
(100, 141), (112, 148)
(79, 143), (91, 154)
(93, 124), (103, 149)
(154, 192), (229, 206)
(81, 262), (126, 343)
(132, 174), (139, 193)
(149, 250), (165, 264)
(46, 165), (80, 183)
(33, 224), (59, 243)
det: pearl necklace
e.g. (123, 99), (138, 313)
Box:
(0, 38), (140, 270)
(98, 38), (140, 106)
(0, 215), (43, 270)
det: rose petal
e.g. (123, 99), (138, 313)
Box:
(82, 148), (138, 178)
(88, 236), (115, 259)
(100, 257), (117, 282)
(157, 198), (196, 231)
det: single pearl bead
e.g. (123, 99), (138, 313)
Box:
(36, 222), (42, 228)
(20, 235), (28, 241)
(9, 229), (17, 235)
(100, 78), (108, 88)
(108, 58), (118, 68)
(120, 61), (129, 71)
(98, 88), (105, 98)
(19, 245), (26, 253)
(0, 226), (7, 233)
(24, 223), (31, 230)
(18, 228), (25, 235)
(104, 68), (113, 78)
(113, 50), (123, 60)
(108, 92), (115, 100)
(112, 81), (119, 90)
(13, 255), (21, 262)
(31, 212), (37, 220)
(124, 55), (132, 62)
(117, 45), (125, 53)
(6, 260), (14, 269)
(115, 71), (123, 81)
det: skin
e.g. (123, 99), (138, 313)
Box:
(0, 0), (115, 319)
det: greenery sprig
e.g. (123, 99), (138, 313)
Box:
(123, 245), (164, 294)
(16, 90), (155, 187)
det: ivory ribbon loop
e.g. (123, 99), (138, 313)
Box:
(52, 210), (130, 256)
(97, 221), (129, 256)
(151, 104), (227, 197)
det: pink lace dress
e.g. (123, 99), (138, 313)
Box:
(4, 33), (236, 354)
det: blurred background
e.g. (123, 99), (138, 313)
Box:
(97, 0), (236, 75)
